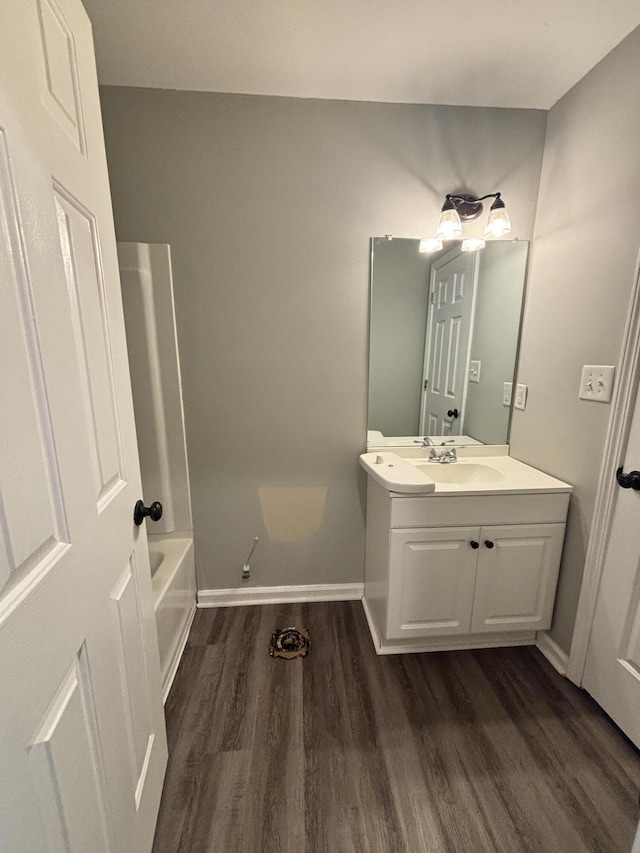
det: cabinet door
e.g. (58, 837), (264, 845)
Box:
(471, 524), (565, 634)
(387, 528), (479, 639)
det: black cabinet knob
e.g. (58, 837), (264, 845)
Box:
(447, 408), (459, 419)
(485, 540), (494, 549)
(616, 466), (640, 490)
(133, 499), (163, 526)
(470, 540), (479, 549)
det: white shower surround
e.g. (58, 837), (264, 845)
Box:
(118, 242), (196, 702)
(149, 534), (196, 701)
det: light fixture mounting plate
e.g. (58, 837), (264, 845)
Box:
(451, 193), (484, 222)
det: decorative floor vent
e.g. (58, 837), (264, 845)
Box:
(269, 627), (310, 659)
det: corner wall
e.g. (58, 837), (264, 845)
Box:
(510, 25), (640, 653)
(99, 88), (545, 592)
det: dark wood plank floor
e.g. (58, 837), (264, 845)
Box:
(152, 601), (640, 853)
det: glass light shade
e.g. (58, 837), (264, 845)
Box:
(419, 237), (443, 253)
(436, 208), (463, 239)
(461, 238), (485, 252)
(483, 206), (512, 238)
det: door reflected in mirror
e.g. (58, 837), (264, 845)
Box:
(368, 237), (528, 447)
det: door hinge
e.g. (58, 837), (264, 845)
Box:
(430, 291), (435, 305)
(424, 379), (428, 390)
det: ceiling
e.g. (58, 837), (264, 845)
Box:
(82, 0), (640, 110)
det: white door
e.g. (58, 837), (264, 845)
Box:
(387, 527), (478, 639)
(0, 2), (167, 851)
(420, 251), (477, 436)
(583, 381), (640, 749)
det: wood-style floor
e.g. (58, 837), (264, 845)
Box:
(152, 602), (640, 853)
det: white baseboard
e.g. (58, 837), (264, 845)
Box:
(162, 603), (196, 704)
(536, 630), (569, 676)
(197, 582), (364, 608)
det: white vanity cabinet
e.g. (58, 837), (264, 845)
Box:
(388, 527), (478, 638)
(363, 478), (571, 654)
(388, 523), (565, 639)
(470, 523), (565, 634)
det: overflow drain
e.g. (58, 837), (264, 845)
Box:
(269, 627), (310, 659)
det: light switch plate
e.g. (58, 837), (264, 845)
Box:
(579, 365), (615, 402)
(503, 382), (512, 406)
(514, 383), (528, 410)
(469, 360), (481, 383)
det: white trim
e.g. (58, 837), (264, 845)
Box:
(197, 583), (364, 608)
(362, 595), (383, 652)
(162, 603), (196, 704)
(567, 248), (640, 685)
(362, 597), (535, 655)
(536, 630), (568, 676)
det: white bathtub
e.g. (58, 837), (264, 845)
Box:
(148, 533), (196, 703)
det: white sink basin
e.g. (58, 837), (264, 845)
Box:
(413, 461), (505, 484)
(360, 451), (573, 496)
(359, 452), (436, 493)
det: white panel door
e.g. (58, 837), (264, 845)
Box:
(420, 250), (477, 436)
(0, 2), (167, 851)
(583, 382), (640, 749)
(471, 524), (565, 634)
(387, 527), (479, 639)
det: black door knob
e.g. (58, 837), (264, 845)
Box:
(485, 540), (495, 549)
(616, 466), (640, 490)
(470, 540), (479, 549)
(133, 499), (163, 526)
(447, 408), (459, 419)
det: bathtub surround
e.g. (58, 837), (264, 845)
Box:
(148, 534), (196, 702)
(100, 90), (546, 598)
(118, 243), (193, 536)
(118, 243), (196, 700)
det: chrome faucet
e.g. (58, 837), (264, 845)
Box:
(413, 436), (434, 447)
(428, 447), (457, 463)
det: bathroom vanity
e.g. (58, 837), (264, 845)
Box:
(360, 448), (572, 654)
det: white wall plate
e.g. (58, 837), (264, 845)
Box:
(579, 365), (616, 402)
(514, 383), (528, 410)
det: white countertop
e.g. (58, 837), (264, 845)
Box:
(359, 448), (573, 496)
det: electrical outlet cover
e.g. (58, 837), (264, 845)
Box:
(514, 383), (528, 410)
(503, 382), (512, 406)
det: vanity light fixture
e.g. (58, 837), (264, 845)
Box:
(461, 238), (486, 252)
(435, 196), (464, 239)
(436, 192), (511, 239)
(418, 191), (511, 253)
(419, 237), (443, 253)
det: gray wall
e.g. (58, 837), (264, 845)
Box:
(99, 87), (546, 591)
(368, 238), (430, 436)
(465, 242), (528, 444)
(510, 25), (640, 653)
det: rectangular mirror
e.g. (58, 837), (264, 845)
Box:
(367, 237), (529, 447)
